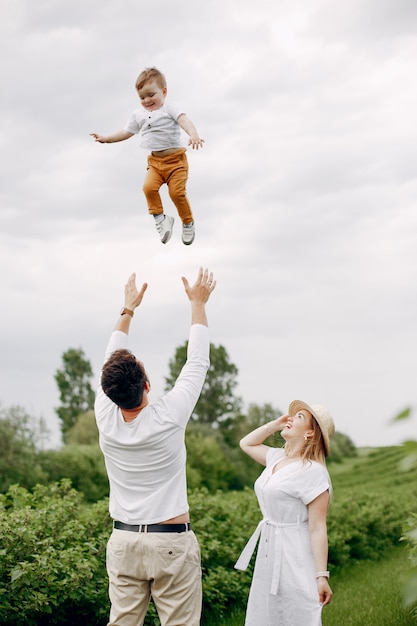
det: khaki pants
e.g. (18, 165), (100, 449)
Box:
(106, 528), (202, 626)
(142, 148), (194, 224)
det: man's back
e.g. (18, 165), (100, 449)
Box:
(95, 324), (209, 524)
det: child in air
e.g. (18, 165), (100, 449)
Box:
(91, 67), (204, 245)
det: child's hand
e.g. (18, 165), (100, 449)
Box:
(188, 135), (205, 150)
(90, 133), (107, 143)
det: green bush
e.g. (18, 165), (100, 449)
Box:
(402, 512), (417, 619)
(0, 484), (258, 625)
(191, 488), (258, 618)
(0, 443), (416, 625)
(0, 481), (110, 626)
(37, 445), (109, 503)
(327, 495), (403, 566)
(186, 431), (238, 491)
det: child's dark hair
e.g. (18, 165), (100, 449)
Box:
(135, 67), (167, 92)
(101, 349), (147, 409)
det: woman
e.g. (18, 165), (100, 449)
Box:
(235, 400), (335, 626)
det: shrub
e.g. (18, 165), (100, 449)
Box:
(0, 481), (110, 626)
(37, 445), (109, 503)
(327, 494), (403, 566)
(0, 443), (415, 625)
(402, 512), (417, 618)
(191, 488), (258, 619)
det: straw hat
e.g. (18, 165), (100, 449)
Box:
(288, 400), (335, 457)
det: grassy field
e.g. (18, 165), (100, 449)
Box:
(323, 546), (415, 626)
(215, 546), (415, 626)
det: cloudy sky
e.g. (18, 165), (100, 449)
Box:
(1, 0), (416, 449)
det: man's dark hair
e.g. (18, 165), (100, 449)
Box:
(101, 349), (147, 409)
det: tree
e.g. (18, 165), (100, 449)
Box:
(66, 410), (99, 446)
(220, 402), (284, 448)
(217, 403), (285, 487)
(164, 342), (242, 426)
(55, 348), (95, 441)
(185, 423), (238, 491)
(0, 404), (48, 492)
(37, 445), (108, 502)
(327, 431), (357, 463)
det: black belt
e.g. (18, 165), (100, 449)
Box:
(114, 521), (191, 533)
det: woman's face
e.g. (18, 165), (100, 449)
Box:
(281, 409), (313, 443)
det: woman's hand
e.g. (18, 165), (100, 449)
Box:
(317, 577), (333, 606)
(272, 414), (289, 432)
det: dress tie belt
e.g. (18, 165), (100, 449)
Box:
(114, 521), (191, 533)
(234, 518), (306, 595)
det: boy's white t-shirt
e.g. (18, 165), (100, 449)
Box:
(94, 324), (209, 525)
(124, 102), (185, 151)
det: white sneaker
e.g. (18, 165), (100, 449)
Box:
(182, 222), (195, 245)
(155, 215), (174, 244)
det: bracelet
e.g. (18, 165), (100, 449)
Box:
(315, 571), (330, 579)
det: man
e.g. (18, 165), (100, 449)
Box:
(94, 267), (216, 626)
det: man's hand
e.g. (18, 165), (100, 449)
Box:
(182, 268), (216, 327)
(182, 267), (216, 303)
(114, 273), (147, 334)
(125, 273), (148, 311)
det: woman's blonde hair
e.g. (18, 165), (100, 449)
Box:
(301, 415), (327, 465)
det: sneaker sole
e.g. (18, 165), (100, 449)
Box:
(159, 218), (174, 244)
(182, 225), (195, 245)
(161, 230), (173, 244)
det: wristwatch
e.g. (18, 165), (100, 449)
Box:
(120, 307), (134, 318)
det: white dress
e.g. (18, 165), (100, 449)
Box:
(235, 448), (331, 626)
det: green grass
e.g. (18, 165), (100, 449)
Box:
(329, 446), (413, 490)
(323, 546), (416, 626)
(214, 546), (416, 626)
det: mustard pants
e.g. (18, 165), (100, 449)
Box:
(106, 528), (202, 626)
(143, 148), (194, 224)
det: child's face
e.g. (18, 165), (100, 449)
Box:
(138, 81), (167, 112)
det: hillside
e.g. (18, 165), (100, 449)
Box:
(326, 445), (417, 568)
(329, 444), (417, 494)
